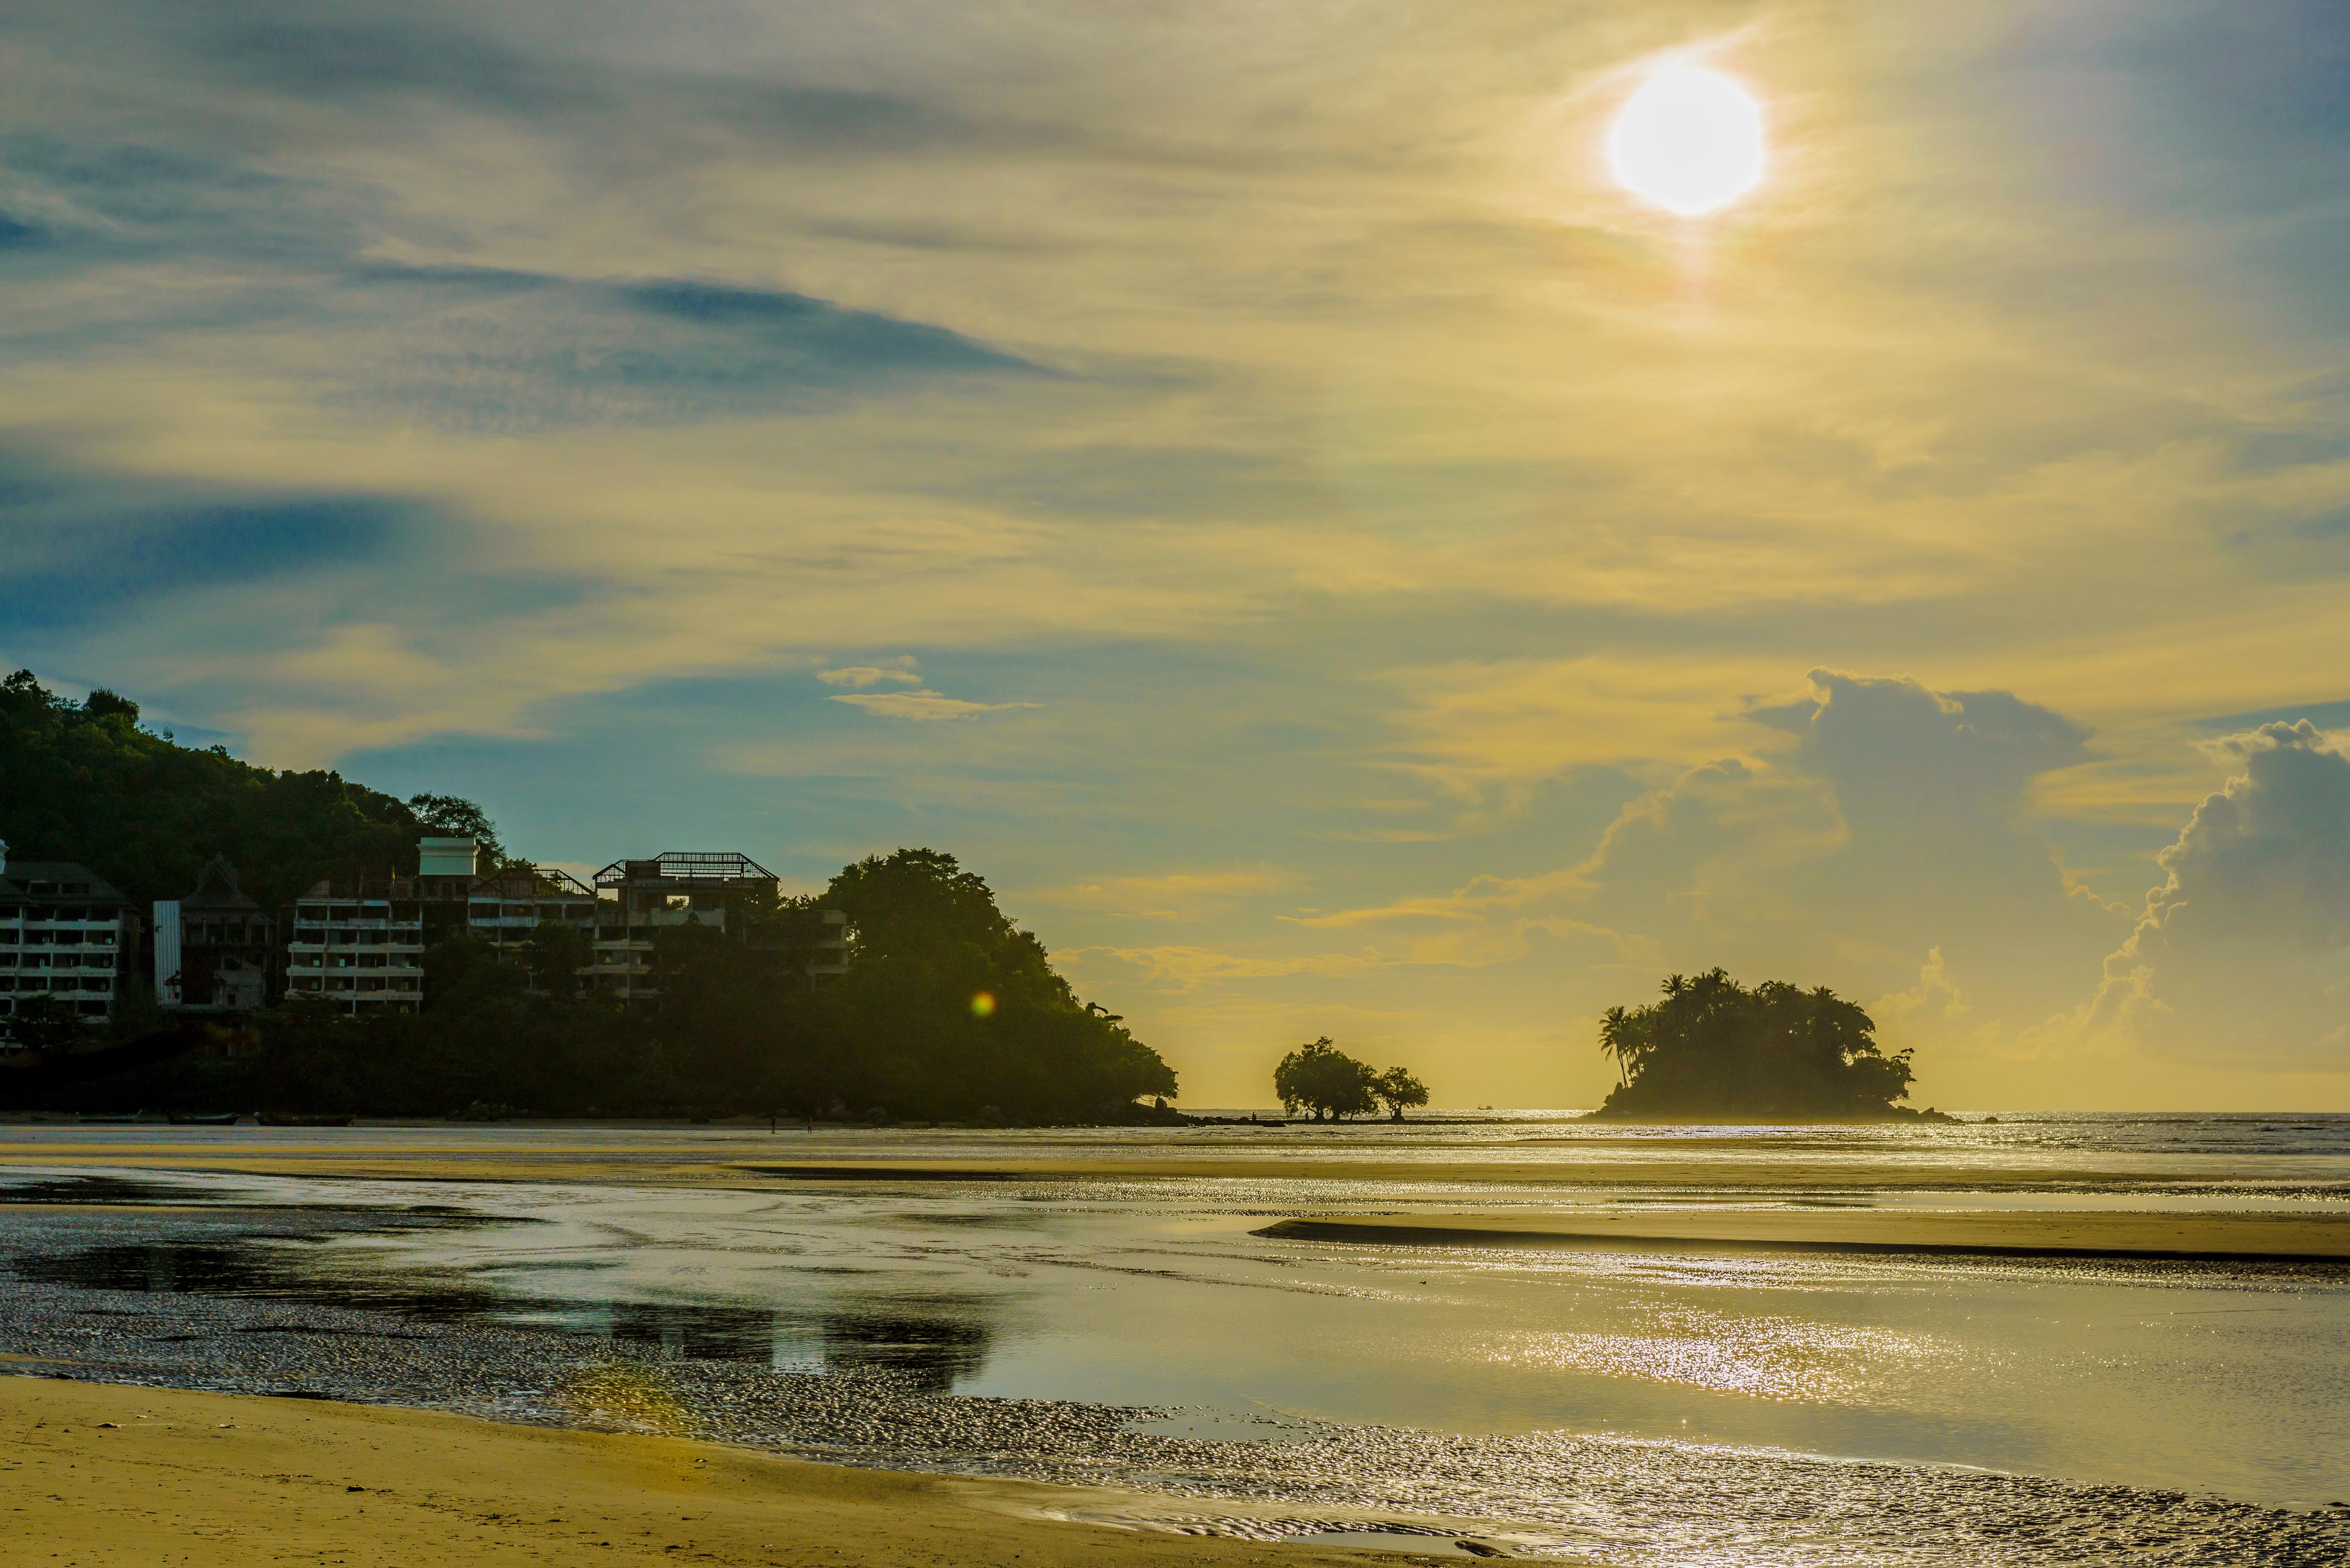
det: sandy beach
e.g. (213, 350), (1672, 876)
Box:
(0, 1375), (1440, 1568)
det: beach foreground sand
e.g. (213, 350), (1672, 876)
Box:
(0, 1376), (1431, 1567)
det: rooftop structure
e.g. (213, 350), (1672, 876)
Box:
(0, 839), (136, 1042)
(154, 854), (274, 1011)
(591, 852), (779, 1000)
(416, 836), (483, 945)
(419, 836), (481, 880)
(466, 865), (598, 946)
(466, 865), (598, 993)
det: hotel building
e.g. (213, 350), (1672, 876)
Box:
(0, 841), (136, 1040)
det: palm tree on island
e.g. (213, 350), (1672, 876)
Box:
(1592, 968), (1946, 1122)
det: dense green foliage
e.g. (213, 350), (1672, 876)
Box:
(1, 670), (436, 911)
(9, 850), (1176, 1122)
(1593, 969), (1929, 1121)
(819, 849), (1176, 1117)
(0, 673), (1176, 1122)
(1273, 1038), (1430, 1121)
(1373, 1065), (1431, 1120)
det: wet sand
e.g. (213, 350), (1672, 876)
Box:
(736, 1157), (2345, 1193)
(2, 1132), (2329, 1195)
(1260, 1210), (2350, 1260)
(0, 1376), (1429, 1568)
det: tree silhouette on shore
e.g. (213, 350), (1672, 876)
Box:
(1274, 1039), (1431, 1122)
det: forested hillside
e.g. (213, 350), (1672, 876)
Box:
(0, 670), (432, 911)
(0, 673), (1176, 1122)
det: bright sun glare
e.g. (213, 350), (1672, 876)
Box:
(1607, 65), (1766, 217)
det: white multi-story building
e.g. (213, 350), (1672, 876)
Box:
(0, 840), (135, 1041)
(283, 877), (426, 1013)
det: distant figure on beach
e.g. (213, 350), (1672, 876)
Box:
(1593, 969), (1942, 1122)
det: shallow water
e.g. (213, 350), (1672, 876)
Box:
(4, 1115), (2349, 1564)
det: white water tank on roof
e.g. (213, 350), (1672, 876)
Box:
(419, 837), (478, 877)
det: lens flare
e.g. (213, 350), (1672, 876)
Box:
(1607, 65), (1766, 217)
(971, 992), (997, 1018)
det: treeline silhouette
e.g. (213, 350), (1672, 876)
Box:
(1594, 969), (1940, 1122)
(11, 848), (1178, 1124)
(0, 673), (1176, 1122)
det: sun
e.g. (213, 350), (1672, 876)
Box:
(1607, 65), (1766, 217)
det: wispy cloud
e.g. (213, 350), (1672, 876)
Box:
(1067, 945), (1388, 987)
(818, 661), (924, 689)
(1027, 868), (1295, 921)
(827, 688), (1038, 721)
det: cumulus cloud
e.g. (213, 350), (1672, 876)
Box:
(2088, 721), (2350, 1061)
(2150, 721), (2350, 948)
(1308, 670), (2128, 1057)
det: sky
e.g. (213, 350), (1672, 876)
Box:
(5, 1), (2350, 1109)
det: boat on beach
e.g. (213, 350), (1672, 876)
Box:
(255, 1113), (355, 1128)
(166, 1111), (242, 1126)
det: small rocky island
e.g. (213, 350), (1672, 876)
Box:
(1593, 969), (1948, 1123)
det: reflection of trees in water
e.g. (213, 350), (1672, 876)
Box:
(19, 1237), (997, 1391)
(604, 1303), (780, 1365)
(820, 1302), (993, 1393)
(584, 1298), (998, 1388)
(14, 1240), (504, 1322)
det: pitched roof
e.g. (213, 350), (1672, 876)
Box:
(0, 860), (131, 905)
(470, 865), (596, 898)
(180, 853), (262, 912)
